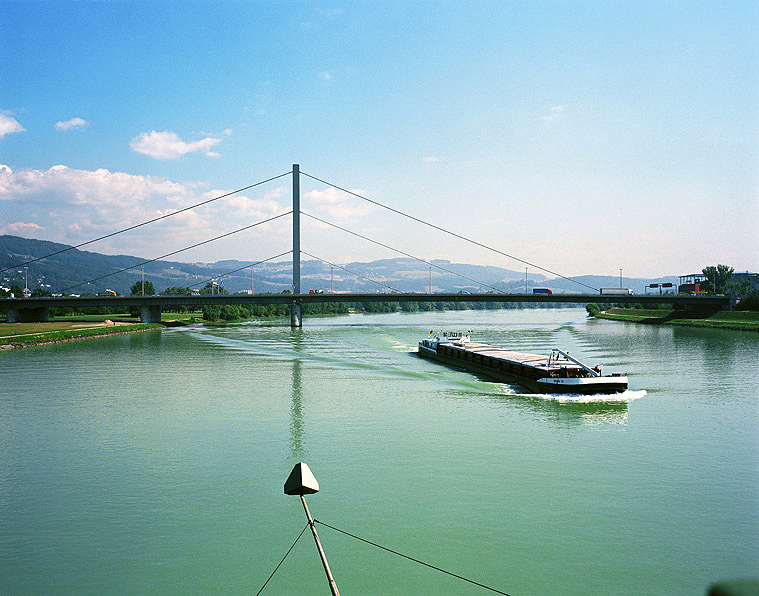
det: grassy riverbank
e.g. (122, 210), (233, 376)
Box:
(0, 320), (161, 349)
(594, 308), (759, 331)
(0, 311), (204, 349)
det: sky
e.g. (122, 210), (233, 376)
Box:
(1, 0), (757, 280)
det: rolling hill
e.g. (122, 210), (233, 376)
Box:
(1, 235), (677, 296)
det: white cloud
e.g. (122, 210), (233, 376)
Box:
(0, 113), (25, 137)
(0, 162), (292, 261)
(540, 105), (566, 122)
(0, 163), (191, 210)
(0, 162), (200, 247)
(304, 187), (377, 219)
(422, 156), (439, 163)
(130, 130), (222, 160)
(55, 117), (89, 131)
(318, 71), (333, 82)
(201, 187), (285, 222)
(262, 186), (287, 201)
(0, 221), (44, 235)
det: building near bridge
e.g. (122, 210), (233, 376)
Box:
(679, 271), (758, 295)
(679, 273), (709, 294)
(732, 271), (759, 292)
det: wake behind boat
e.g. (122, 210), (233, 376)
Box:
(418, 332), (628, 395)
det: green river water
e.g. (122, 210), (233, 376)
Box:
(1, 308), (757, 595)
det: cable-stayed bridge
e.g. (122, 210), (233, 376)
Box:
(1, 165), (732, 324)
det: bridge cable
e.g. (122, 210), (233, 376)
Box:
(301, 171), (598, 292)
(57, 211), (292, 294)
(187, 250), (293, 291)
(314, 519), (512, 596)
(302, 211), (509, 294)
(300, 251), (404, 293)
(1, 170), (293, 275)
(254, 522), (309, 596)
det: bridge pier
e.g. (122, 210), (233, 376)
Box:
(290, 301), (302, 328)
(6, 306), (50, 323)
(140, 305), (162, 324)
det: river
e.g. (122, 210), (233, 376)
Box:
(1, 308), (757, 595)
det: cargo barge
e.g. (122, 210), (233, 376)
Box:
(418, 332), (628, 394)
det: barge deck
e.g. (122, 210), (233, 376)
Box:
(418, 333), (628, 395)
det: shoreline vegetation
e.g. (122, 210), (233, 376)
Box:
(590, 307), (759, 332)
(4, 303), (759, 350)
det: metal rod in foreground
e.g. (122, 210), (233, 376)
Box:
(284, 462), (341, 596)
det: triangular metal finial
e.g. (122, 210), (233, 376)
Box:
(284, 462), (320, 495)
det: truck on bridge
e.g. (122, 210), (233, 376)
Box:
(600, 288), (634, 295)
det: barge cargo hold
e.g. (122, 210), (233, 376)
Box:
(418, 333), (628, 395)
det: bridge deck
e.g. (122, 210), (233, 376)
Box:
(1, 292), (730, 309)
(2, 292), (730, 323)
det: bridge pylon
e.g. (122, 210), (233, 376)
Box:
(291, 164), (302, 327)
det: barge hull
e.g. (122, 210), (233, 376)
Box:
(418, 344), (627, 395)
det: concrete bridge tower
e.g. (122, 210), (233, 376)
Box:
(291, 164), (302, 327)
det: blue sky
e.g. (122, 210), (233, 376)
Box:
(1, 1), (757, 279)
